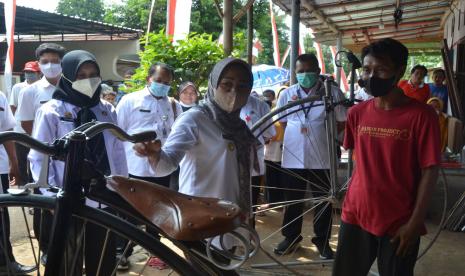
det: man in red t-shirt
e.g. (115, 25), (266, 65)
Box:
(333, 38), (440, 276)
(398, 64), (431, 103)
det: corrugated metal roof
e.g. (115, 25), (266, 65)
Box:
(273, 0), (452, 51)
(0, 3), (141, 40)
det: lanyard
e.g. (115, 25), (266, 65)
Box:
(296, 82), (321, 120)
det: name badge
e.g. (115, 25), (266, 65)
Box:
(139, 109), (150, 113)
(300, 123), (308, 134)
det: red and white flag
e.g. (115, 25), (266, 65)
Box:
(330, 46), (349, 92)
(270, 1), (281, 67)
(281, 45), (291, 67)
(314, 42), (325, 74)
(4, 0), (16, 97)
(166, 0), (192, 42)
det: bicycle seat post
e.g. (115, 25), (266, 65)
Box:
(45, 131), (87, 276)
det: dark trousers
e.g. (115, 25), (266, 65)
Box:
(0, 174), (14, 265)
(15, 143), (30, 186)
(333, 222), (420, 276)
(264, 160), (284, 204)
(281, 169), (332, 240)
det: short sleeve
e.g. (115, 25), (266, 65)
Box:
(115, 95), (128, 131)
(0, 93), (15, 131)
(259, 100), (276, 139)
(343, 109), (355, 150)
(9, 84), (21, 107)
(416, 108), (441, 168)
(276, 89), (289, 123)
(16, 86), (35, 121)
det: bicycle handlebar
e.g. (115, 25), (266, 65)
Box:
(0, 123), (157, 156)
(82, 122), (157, 143)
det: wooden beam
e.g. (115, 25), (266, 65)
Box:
(301, 0), (339, 34)
(223, 0), (233, 56)
(233, 0), (255, 23)
(440, 0), (458, 29)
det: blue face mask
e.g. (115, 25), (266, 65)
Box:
(149, 82), (171, 97)
(296, 72), (318, 89)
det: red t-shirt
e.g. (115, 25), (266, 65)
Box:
(342, 99), (440, 237)
(398, 80), (431, 103)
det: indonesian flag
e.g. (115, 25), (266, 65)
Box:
(4, 0), (16, 97)
(330, 46), (349, 92)
(281, 45), (291, 67)
(314, 42), (325, 74)
(252, 39), (263, 58)
(166, 0), (192, 42)
(270, 1), (281, 67)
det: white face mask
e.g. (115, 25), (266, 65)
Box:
(180, 101), (196, 108)
(72, 77), (102, 98)
(214, 90), (249, 113)
(39, 63), (62, 79)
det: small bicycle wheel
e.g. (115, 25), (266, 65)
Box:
(0, 193), (205, 276)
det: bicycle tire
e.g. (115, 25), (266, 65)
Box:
(0, 193), (204, 276)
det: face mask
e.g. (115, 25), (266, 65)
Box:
(149, 82), (171, 97)
(214, 90), (249, 113)
(358, 75), (396, 97)
(296, 72), (318, 89)
(39, 63), (62, 79)
(24, 72), (39, 82)
(71, 77), (102, 98)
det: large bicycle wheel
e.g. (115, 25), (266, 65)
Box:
(243, 96), (448, 275)
(0, 193), (205, 276)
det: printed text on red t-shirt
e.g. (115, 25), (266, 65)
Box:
(357, 125), (411, 140)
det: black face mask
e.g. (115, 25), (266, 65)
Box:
(358, 75), (397, 97)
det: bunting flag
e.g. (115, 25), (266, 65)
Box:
(252, 39), (264, 58)
(269, 1), (281, 67)
(166, 0), (193, 42)
(4, 0), (16, 98)
(281, 45), (291, 67)
(314, 42), (325, 74)
(330, 46), (349, 92)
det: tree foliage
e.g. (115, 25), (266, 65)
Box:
(56, 0), (105, 21)
(130, 30), (225, 95)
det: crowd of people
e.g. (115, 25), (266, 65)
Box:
(0, 37), (445, 275)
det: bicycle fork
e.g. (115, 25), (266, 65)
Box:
(44, 131), (87, 276)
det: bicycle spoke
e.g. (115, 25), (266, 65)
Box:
(20, 207), (39, 273)
(95, 229), (111, 276)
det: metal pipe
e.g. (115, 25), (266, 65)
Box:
(335, 34), (342, 85)
(290, 0), (300, 85)
(223, 0), (233, 56)
(247, 6), (253, 65)
(324, 79), (338, 197)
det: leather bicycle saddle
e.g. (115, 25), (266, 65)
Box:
(107, 176), (243, 241)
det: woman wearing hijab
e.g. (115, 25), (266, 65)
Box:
(177, 81), (199, 112)
(29, 50), (127, 275)
(134, 58), (258, 237)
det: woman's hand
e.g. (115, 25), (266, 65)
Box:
(133, 140), (162, 168)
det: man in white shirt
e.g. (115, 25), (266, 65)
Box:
(274, 54), (347, 259)
(0, 91), (36, 274)
(9, 61), (41, 186)
(117, 63), (181, 186)
(16, 43), (66, 135)
(240, 94), (275, 217)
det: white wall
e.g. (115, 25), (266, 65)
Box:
(1, 39), (139, 81)
(444, 0), (465, 71)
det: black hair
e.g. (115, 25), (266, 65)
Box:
(410, 64), (428, 76)
(361, 38), (408, 69)
(35, 43), (66, 59)
(147, 62), (175, 79)
(433, 68), (445, 76)
(263, 89), (275, 97)
(296, 53), (319, 66)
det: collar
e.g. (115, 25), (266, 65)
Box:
(297, 80), (323, 97)
(38, 76), (56, 89)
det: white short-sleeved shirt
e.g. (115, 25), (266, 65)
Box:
(240, 95), (275, 175)
(28, 99), (128, 188)
(276, 81), (347, 169)
(116, 87), (182, 177)
(9, 81), (29, 133)
(16, 77), (56, 124)
(0, 92), (16, 174)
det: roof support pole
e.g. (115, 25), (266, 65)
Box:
(290, 0), (300, 85)
(335, 33), (342, 86)
(223, 0), (233, 56)
(247, 5), (254, 64)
